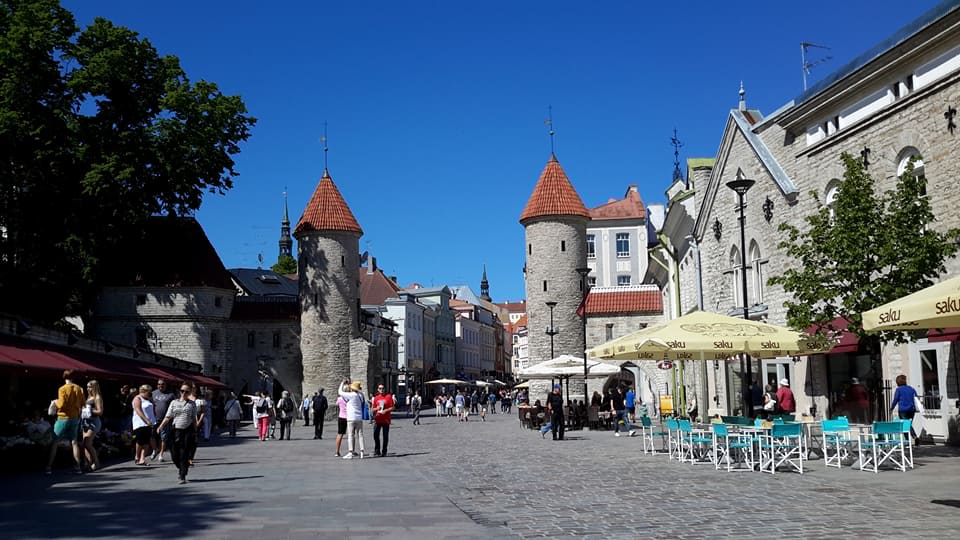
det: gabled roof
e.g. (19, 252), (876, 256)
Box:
(360, 267), (401, 306)
(495, 301), (527, 313)
(584, 288), (663, 316)
(229, 268), (298, 297)
(693, 109), (797, 241)
(589, 186), (646, 221)
(101, 217), (234, 290)
(519, 155), (590, 223)
(294, 170), (363, 236)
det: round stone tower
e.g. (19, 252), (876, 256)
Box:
(294, 169), (362, 413)
(520, 154), (590, 377)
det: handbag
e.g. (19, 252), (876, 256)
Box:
(81, 404), (92, 420)
(47, 400), (59, 416)
(362, 401), (370, 421)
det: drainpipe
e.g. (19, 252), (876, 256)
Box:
(657, 233), (686, 415)
(687, 234), (709, 421)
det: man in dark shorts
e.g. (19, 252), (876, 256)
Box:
(151, 379), (175, 461)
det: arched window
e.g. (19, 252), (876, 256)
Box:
(897, 148), (926, 197)
(730, 246), (744, 308)
(749, 240), (764, 304)
(824, 179), (841, 220)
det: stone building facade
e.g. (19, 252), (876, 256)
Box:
(673, 2), (960, 439)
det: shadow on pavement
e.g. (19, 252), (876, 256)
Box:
(188, 475), (264, 483)
(1, 473), (242, 538)
(931, 499), (960, 508)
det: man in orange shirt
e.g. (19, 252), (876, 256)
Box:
(46, 370), (86, 474)
(371, 384), (395, 457)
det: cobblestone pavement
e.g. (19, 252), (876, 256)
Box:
(4, 411), (960, 539)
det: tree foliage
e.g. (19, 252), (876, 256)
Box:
(769, 152), (960, 344)
(0, 0), (255, 322)
(271, 255), (297, 275)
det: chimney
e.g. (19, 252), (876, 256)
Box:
(390, 275), (397, 283)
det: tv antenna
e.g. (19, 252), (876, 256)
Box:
(801, 42), (832, 91)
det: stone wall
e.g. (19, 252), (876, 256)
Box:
(298, 231), (360, 409)
(523, 217), (587, 366)
(227, 321), (301, 399)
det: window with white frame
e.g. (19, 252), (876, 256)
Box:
(897, 148), (926, 197)
(616, 233), (630, 257)
(730, 246), (744, 308)
(617, 275), (631, 287)
(749, 240), (764, 304)
(586, 234), (596, 258)
(825, 179), (840, 221)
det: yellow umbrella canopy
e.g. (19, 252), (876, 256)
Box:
(589, 310), (827, 362)
(862, 275), (960, 331)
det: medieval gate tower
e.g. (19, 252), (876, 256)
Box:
(294, 169), (362, 414)
(520, 154), (590, 396)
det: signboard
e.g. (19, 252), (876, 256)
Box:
(656, 360), (673, 370)
(659, 395), (674, 415)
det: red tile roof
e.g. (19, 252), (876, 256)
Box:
(359, 267), (401, 306)
(585, 289), (662, 315)
(590, 187), (646, 220)
(495, 301), (527, 313)
(514, 314), (528, 327)
(519, 155), (590, 223)
(294, 170), (363, 236)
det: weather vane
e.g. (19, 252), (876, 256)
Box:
(545, 105), (555, 155)
(670, 128), (684, 182)
(320, 121), (329, 171)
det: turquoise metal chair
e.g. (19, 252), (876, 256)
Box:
(665, 418), (682, 461)
(639, 416), (668, 455)
(759, 423), (804, 474)
(678, 419), (713, 464)
(900, 419), (914, 469)
(859, 421), (907, 473)
(711, 423), (753, 472)
(821, 418), (856, 469)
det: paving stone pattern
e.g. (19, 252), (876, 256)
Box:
(3, 413), (960, 539)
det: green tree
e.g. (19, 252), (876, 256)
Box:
(769, 152), (959, 386)
(271, 255), (298, 275)
(0, 0), (255, 322)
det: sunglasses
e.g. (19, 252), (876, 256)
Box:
(180, 388), (190, 393)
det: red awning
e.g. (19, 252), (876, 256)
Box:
(0, 341), (226, 388)
(805, 317), (860, 355)
(927, 328), (960, 342)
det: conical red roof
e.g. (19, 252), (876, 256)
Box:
(519, 155), (590, 223)
(294, 170), (363, 236)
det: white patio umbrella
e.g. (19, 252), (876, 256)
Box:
(424, 378), (469, 385)
(517, 355), (621, 379)
(473, 380), (493, 387)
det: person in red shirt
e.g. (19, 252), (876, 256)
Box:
(775, 378), (796, 414)
(371, 384), (395, 457)
(844, 378), (870, 423)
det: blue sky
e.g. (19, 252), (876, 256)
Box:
(65, 0), (943, 301)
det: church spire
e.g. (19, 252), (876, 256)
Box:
(279, 190), (293, 260)
(480, 265), (491, 302)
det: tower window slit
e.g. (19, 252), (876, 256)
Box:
(543, 280), (547, 292)
(561, 240), (566, 251)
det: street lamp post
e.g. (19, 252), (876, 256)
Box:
(726, 168), (756, 417)
(545, 301), (558, 361)
(575, 267), (592, 393)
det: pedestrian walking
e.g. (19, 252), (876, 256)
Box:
(334, 391), (348, 456)
(488, 391), (497, 414)
(156, 383), (199, 484)
(891, 374), (921, 444)
(435, 396), (442, 417)
(302, 393), (312, 426)
(276, 390), (296, 440)
(546, 384), (565, 441)
(80, 379), (104, 472)
(339, 380), (366, 459)
(313, 389), (328, 439)
(411, 391), (422, 425)
(45, 370), (85, 475)
(625, 385), (636, 423)
(131, 385), (156, 465)
(151, 379), (175, 461)
(611, 387), (635, 437)
(253, 391), (273, 441)
(371, 383), (395, 456)
(224, 392), (242, 438)
(455, 390), (466, 422)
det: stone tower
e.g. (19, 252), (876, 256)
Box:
(294, 169), (362, 409)
(279, 191), (293, 260)
(520, 154), (590, 370)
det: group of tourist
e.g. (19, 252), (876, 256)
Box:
(334, 379), (394, 459)
(43, 371), (215, 484)
(432, 388), (516, 419)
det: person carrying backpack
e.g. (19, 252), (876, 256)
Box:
(276, 391), (296, 440)
(312, 389), (329, 440)
(253, 391), (273, 442)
